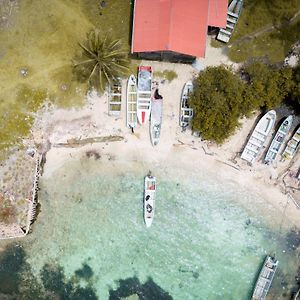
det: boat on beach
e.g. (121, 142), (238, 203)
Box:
(282, 125), (300, 160)
(241, 110), (276, 163)
(150, 89), (163, 146)
(108, 78), (122, 116)
(126, 74), (138, 128)
(179, 81), (194, 129)
(137, 66), (152, 125)
(252, 256), (279, 300)
(144, 172), (156, 228)
(264, 115), (293, 164)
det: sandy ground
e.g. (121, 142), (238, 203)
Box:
(37, 58), (300, 230)
(1, 37), (300, 239)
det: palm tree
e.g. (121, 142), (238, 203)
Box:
(74, 29), (129, 92)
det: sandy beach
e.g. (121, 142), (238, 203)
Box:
(1, 37), (300, 239)
(33, 58), (300, 231)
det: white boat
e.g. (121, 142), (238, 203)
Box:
(241, 110), (276, 163)
(179, 81), (194, 128)
(137, 66), (152, 125)
(150, 89), (163, 146)
(252, 256), (278, 300)
(126, 75), (137, 128)
(282, 125), (300, 160)
(264, 115), (293, 164)
(108, 78), (122, 116)
(144, 172), (156, 228)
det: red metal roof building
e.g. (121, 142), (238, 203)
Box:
(131, 0), (228, 60)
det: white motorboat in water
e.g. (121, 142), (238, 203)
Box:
(137, 66), (152, 125)
(264, 115), (293, 164)
(150, 89), (163, 146)
(126, 74), (138, 128)
(241, 110), (276, 163)
(144, 172), (156, 228)
(179, 81), (193, 128)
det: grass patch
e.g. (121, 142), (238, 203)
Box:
(0, 0), (132, 160)
(227, 0), (300, 63)
(154, 70), (178, 82)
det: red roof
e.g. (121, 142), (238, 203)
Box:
(132, 0), (228, 58)
(208, 0), (228, 28)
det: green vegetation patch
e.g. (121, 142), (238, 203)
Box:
(0, 0), (132, 160)
(154, 70), (178, 82)
(215, 0), (300, 63)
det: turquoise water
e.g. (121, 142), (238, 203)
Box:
(1, 157), (300, 299)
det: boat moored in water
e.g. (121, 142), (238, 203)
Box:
(241, 110), (276, 163)
(144, 172), (156, 228)
(126, 74), (138, 129)
(179, 81), (193, 129)
(150, 89), (163, 146)
(264, 115), (293, 164)
(137, 66), (152, 125)
(252, 256), (278, 300)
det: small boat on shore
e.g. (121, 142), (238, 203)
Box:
(150, 89), (163, 146)
(144, 172), (156, 228)
(108, 78), (122, 116)
(179, 81), (194, 129)
(282, 125), (300, 160)
(264, 115), (293, 164)
(126, 75), (137, 128)
(137, 66), (152, 125)
(241, 110), (276, 163)
(252, 256), (278, 300)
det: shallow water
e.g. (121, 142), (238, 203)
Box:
(2, 157), (296, 299)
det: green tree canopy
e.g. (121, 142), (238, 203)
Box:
(241, 62), (292, 109)
(74, 29), (129, 92)
(190, 66), (245, 144)
(290, 64), (300, 105)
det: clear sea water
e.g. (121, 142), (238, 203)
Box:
(1, 156), (300, 299)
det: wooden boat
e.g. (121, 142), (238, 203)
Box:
(126, 75), (137, 128)
(150, 89), (163, 146)
(252, 256), (278, 300)
(264, 115), (293, 164)
(241, 110), (276, 163)
(108, 78), (122, 116)
(179, 81), (194, 128)
(282, 125), (300, 160)
(144, 172), (156, 228)
(137, 66), (152, 125)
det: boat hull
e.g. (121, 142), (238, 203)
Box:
(264, 115), (293, 164)
(282, 126), (300, 159)
(180, 81), (193, 128)
(241, 110), (276, 163)
(137, 66), (152, 125)
(144, 174), (156, 227)
(126, 75), (137, 128)
(150, 98), (163, 146)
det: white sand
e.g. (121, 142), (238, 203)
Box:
(36, 59), (300, 230)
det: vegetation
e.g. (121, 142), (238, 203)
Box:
(154, 70), (178, 82)
(0, 0), (132, 160)
(190, 66), (245, 143)
(241, 62), (293, 109)
(216, 0), (300, 63)
(74, 29), (129, 92)
(291, 65), (300, 104)
(191, 63), (298, 143)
